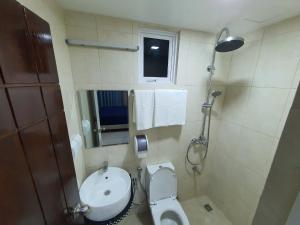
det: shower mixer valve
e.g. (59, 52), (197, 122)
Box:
(207, 65), (215, 73)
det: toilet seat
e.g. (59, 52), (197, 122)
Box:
(150, 198), (190, 225)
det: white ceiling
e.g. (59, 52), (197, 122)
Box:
(57, 0), (300, 34)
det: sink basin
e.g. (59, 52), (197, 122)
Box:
(79, 167), (131, 221)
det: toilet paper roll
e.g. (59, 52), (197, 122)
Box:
(134, 134), (148, 158)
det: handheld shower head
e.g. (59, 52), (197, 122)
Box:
(209, 90), (222, 106)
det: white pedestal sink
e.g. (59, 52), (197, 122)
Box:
(79, 167), (131, 221)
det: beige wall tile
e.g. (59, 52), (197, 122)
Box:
(263, 15), (300, 39)
(65, 10), (97, 28)
(66, 25), (98, 41)
(221, 86), (250, 125)
(99, 50), (138, 85)
(97, 16), (133, 34)
(243, 87), (289, 136)
(187, 42), (212, 86)
(276, 89), (297, 138)
(98, 30), (136, 45)
(227, 40), (261, 86)
(253, 32), (300, 88)
(69, 47), (102, 84)
(235, 129), (274, 177)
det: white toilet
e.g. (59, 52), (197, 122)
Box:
(145, 162), (190, 225)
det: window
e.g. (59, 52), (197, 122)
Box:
(139, 29), (178, 83)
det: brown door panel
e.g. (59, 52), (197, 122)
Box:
(48, 112), (85, 224)
(0, 88), (16, 138)
(49, 112), (80, 207)
(24, 9), (59, 83)
(42, 85), (64, 116)
(0, 134), (45, 225)
(0, 1), (38, 84)
(8, 86), (47, 128)
(20, 121), (68, 225)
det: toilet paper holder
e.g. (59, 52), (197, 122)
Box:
(134, 134), (148, 158)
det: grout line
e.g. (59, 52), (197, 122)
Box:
(250, 27), (265, 88)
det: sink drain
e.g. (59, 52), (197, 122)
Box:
(104, 190), (111, 196)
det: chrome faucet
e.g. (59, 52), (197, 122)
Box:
(100, 161), (108, 172)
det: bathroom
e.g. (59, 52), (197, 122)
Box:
(0, 0), (300, 225)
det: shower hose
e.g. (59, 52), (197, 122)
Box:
(185, 106), (212, 171)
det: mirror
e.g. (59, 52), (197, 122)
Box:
(78, 90), (129, 148)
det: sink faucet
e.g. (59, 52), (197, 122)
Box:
(100, 161), (108, 172)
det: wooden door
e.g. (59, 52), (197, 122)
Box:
(25, 8), (59, 83)
(0, 1), (83, 225)
(0, 134), (46, 225)
(20, 121), (68, 225)
(0, 88), (45, 225)
(0, 0), (38, 83)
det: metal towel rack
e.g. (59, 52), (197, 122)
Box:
(66, 39), (139, 52)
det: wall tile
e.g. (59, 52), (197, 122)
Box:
(64, 10), (97, 28)
(180, 29), (214, 44)
(84, 148), (108, 169)
(235, 129), (274, 177)
(99, 50), (137, 85)
(221, 86), (250, 125)
(227, 40), (261, 86)
(243, 87), (289, 136)
(215, 121), (242, 158)
(69, 47), (102, 84)
(98, 30), (136, 45)
(185, 42), (212, 86)
(276, 89), (297, 138)
(97, 16), (133, 34)
(66, 25), (98, 41)
(263, 15), (300, 39)
(253, 32), (300, 88)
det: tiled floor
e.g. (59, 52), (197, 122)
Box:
(119, 196), (232, 225)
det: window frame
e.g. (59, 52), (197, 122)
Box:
(138, 29), (178, 84)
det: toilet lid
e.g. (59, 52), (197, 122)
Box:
(149, 167), (177, 203)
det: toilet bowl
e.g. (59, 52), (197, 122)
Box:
(145, 162), (190, 225)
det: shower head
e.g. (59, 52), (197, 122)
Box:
(207, 28), (244, 73)
(211, 90), (222, 98)
(215, 36), (244, 52)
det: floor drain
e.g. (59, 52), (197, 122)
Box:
(204, 204), (213, 212)
(104, 190), (111, 196)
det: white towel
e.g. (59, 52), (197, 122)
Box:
(154, 89), (187, 127)
(133, 90), (155, 131)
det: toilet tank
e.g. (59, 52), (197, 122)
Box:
(146, 162), (177, 203)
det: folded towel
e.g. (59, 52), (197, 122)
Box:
(133, 90), (155, 130)
(154, 89), (187, 127)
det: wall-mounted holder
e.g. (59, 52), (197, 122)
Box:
(134, 134), (149, 158)
(66, 39), (139, 52)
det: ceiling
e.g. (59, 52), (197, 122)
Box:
(57, 0), (300, 34)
